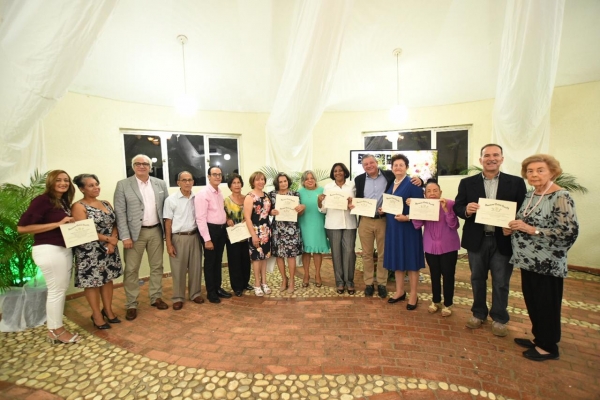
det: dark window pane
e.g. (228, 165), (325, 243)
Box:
(123, 134), (163, 179)
(436, 130), (469, 175)
(397, 131), (431, 151)
(208, 138), (239, 183)
(364, 136), (392, 150)
(167, 134), (206, 187)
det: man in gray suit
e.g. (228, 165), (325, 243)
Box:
(114, 154), (170, 321)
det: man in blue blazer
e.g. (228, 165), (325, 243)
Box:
(454, 144), (526, 337)
(114, 154), (169, 320)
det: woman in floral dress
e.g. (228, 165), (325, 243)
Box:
(243, 171), (272, 296)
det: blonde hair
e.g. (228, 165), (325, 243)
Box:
(248, 171), (266, 189)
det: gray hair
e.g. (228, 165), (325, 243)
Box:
(300, 170), (316, 188)
(131, 154), (152, 169)
(177, 171), (193, 180)
(361, 154), (378, 165)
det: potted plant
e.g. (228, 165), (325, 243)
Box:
(0, 170), (49, 332)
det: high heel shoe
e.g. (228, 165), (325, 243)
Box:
(102, 309), (121, 323)
(46, 329), (82, 345)
(407, 298), (419, 311)
(91, 316), (111, 330)
(388, 292), (406, 304)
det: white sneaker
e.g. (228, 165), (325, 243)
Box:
(254, 286), (264, 297)
(261, 284), (272, 295)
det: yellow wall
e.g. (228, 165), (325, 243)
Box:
(42, 81), (598, 295)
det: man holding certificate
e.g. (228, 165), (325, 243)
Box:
(163, 171), (204, 310)
(454, 144), (526, 337)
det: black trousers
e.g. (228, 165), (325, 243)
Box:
(226, 239), (251, 292)
(521, 268), (563, 354)
(202, 223), (227, 299)
(425, 251), (457, 307)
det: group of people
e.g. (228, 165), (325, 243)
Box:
(18, 144), (578, 361)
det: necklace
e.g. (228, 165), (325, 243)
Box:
(522, 180), (553, 217)
(394, 176), (406, 185)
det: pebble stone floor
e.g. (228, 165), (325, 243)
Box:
(1, 256), (599, 400)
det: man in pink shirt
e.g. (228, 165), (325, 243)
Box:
(195, 166), (232, 303)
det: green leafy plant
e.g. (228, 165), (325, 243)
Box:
(260, 166), (330, 192)
(0, 171), (48, 292)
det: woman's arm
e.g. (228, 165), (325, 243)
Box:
(17, 217), (73, 235)
(243, 195), (259, 247)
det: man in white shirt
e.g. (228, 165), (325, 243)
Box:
(163, 171), (204, 310)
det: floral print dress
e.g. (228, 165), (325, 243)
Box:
(247, 192), (272, 260)
(269, 190), (303, 258)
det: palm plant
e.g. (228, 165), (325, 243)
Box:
(0, 171), (48, 292)
(260, 166), (330, 191)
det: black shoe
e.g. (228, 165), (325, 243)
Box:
(234, 290), (243, 297)
(91, 316), (111, 330)
(387, 292), (406, 304)
(407, 298), (419, 311)
(101, 309), (121, 323)
(377, 285), (388, 298)
(208, 297), (221, 304)
(217, 289), (232, 298)
(245, 285), (254, 291)
(364, 285), (374, 297)
(514, 338), (536, 349)
(523, 347), (559, 361)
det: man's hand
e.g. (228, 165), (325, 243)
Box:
(465, 202), (479, 217)
(167, 244), (177, 257)
(122, 238), (133, 249)
(205, 240), (214, 250)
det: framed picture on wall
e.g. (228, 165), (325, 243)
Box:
(349, 150), (438, 182)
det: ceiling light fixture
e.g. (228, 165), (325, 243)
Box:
(174, 35), (198, 117)
(389, 48), (408, 125)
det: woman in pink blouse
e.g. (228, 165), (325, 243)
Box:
(411, 180), (460, 316)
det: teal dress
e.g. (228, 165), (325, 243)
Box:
(298, 187), (330, 253)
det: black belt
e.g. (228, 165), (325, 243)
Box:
(207, 222), (227, 229)
(141, 223), (160, 229)
(483, 231), (495, 236)
(173, 230), (197, 236)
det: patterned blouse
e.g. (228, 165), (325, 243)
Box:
(224, 196), (244, 224)
(510, 190), (579, 278)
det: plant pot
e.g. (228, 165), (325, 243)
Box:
(0, 285), (47, 332)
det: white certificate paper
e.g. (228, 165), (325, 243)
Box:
(275, 194), (299, 222)
(409, 198), (440, 221)
(226, 222), (252, 243)
(381, 194), (404, 215)
(475, 198), (517, 228)
(350, 198), (377, 217)
(60, 219), (98, 248)
(324, 190), (348, 210)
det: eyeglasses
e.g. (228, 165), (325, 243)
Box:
(210, 173), (222, 178)
(133, 162), (150, 167)
(179, 179), (194, 183)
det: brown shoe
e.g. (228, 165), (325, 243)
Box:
(172, 301), (183, 310)
(151, 298), (169, 310)
(125, 308), (137, 321)
(192, 296), (205, 304)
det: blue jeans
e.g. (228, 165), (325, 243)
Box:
(467, 236), (512, 324)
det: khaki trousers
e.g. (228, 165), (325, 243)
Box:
(170, 233), (203, 302)
(124, 226), (164, 308)
(358, 217), (387, 286)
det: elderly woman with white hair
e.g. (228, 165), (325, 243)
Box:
(298, 170), (330, 288)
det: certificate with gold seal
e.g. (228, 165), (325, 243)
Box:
(381, 194), (404, 215)
(350, 198), (377, 217)
(60, 218), (98, 248)
(475, 198), (517, 228)
(408, 198), (440, 221)
(324, 190), (348, 210)
(275, 194), (299, 222)
(226, 222), (252, 243)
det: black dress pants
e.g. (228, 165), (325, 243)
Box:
(425, 251), (457, 307)
(226, 239), (251, 292)
(203, 223), (227, 300)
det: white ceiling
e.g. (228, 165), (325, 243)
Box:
(70, 0), (600, 113)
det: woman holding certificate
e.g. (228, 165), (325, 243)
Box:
(244, 171), (272, 296)
(410, 180), (460, 316)
(507, 155), (579, 361)
(317, 163), (357, 295)
(72, 174), (123, 330)
(17, 170), (81, 344)
(383, 154), (425, 310)
(224, 174), (252, 297)
(298, 170), (330, 288)
(269, 173), (304, 293)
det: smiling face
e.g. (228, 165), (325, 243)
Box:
(479, 145), (504, 175)
(80, 177), (100, 199)
(132, 156), (151, 180)
(53, 173), (71, 195)
(333, 165), (346, 183)
(278, 176), (289, 192)
(304, 173), (316, 190)
(424, 183), (442, 199)
(362, 156), (379, 177)
(525, 161), (553, 190)
(254, 175), (266, 191)
(230, 177), (242, 194)
(208, 168), (222, 189)
(392, 158), (407, 179)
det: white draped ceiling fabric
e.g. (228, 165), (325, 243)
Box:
(492, 0), (565, 175)
(265, 0), (353, 173)
(0, 0), (118, 184)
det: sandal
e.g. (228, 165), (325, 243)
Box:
(441, 306), (452, 317)
(336, 288), (345, 294)
(47, 329), (82, 345)
(347, 288), (356, 295)
(280, 276), (288, 292)
(428, 302), (442, 314)
(261, 284), (272, 295)
(302, 281), (309, 288)
(254, 286), (264, 297)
